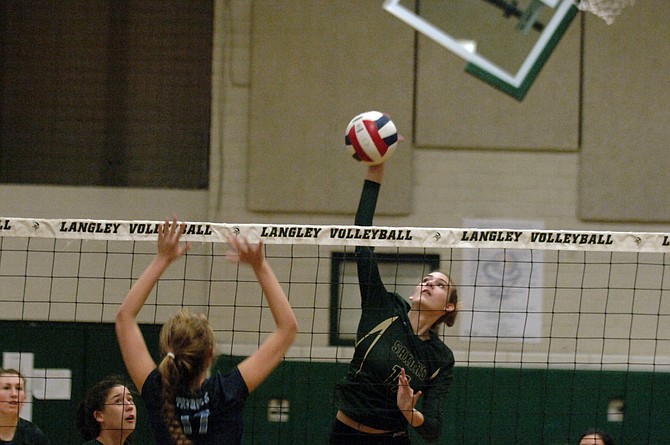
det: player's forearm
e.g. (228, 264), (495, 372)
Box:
(411, 399), (443, 442)
(355, 180), (381, 227)
(413, 416), (441, 443)
(253, 260), (298, 337)
(117, 256), (171, 320)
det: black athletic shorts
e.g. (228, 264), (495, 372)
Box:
(329, 419), (411, 445)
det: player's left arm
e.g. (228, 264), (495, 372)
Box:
(229, 237), (298, 393)
(412, 365), (453, 442)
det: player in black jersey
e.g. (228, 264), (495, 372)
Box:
(76, 376), (136, 445)
(330, 163), (459, 444)
(0, 369), (50, 445)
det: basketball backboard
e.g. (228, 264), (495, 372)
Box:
(383, 0), (578, 100)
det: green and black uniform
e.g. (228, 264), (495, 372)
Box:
(331, 179), (454, 444)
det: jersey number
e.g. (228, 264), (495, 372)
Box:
(181, 409), (210, 435)
(386, 365), (410, 392)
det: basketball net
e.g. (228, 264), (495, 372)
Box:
(576, 0), (635, 25)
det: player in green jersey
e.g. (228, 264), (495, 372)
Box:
(330, 162), (459, 444)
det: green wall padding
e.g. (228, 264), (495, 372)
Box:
(2, 321), (668, 444)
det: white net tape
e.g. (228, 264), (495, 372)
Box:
(577, 0), (635, 24)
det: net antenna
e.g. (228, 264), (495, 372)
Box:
(576, 0), (634, 24)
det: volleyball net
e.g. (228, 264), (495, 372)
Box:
(1, 217), (669, 444)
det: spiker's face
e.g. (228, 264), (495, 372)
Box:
(410, 272), (452, 313)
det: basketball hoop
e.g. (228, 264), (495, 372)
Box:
(576, 0), (635, 25)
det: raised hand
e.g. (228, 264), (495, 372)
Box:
(225, 235), (265, 270)
(157, 215), (190, 263)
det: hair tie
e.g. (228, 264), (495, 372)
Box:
(166, 352), (175, 360)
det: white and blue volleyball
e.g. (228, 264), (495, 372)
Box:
(344, 111), (398, 166)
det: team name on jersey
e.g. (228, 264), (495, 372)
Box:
(392, 340), (427, 380)
(176, 391), (210, 411)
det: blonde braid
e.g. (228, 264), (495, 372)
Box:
(159, 356), (193, 445)
(158, 309), (215, 445)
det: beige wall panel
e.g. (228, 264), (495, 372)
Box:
(579, 2), (670, 222)
(414, 8), (581, 150)
(248, 1), (415, 215)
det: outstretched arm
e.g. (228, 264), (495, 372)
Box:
(115, 216), (191, 392)
(228, 236), (298, 393)
(355, 163), (388, 303)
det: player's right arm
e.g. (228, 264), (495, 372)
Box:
(356, 164), (387, 303)
(115, 216), (190, 392)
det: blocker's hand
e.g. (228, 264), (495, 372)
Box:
(226, 236), (265, 270)
(157, 215), (190, 263)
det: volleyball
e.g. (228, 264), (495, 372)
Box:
(344, 111), (398, 166)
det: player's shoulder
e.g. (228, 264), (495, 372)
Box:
(206, 367), (249, 399)
(426, 336), (455, 362)
(17, 418), (49, 442)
